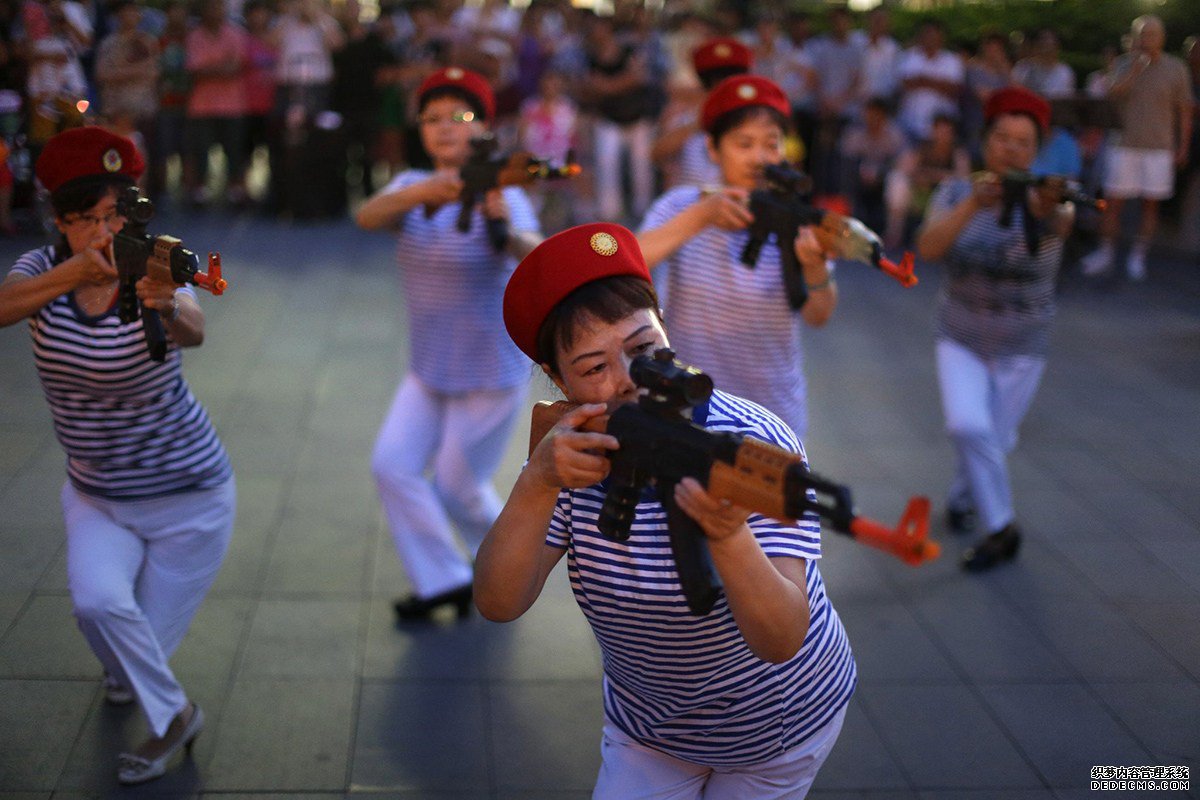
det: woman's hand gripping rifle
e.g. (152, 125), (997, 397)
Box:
(113, 186), (228, 361)
(529, 349), (939, 616)
(741, 163), (917, 310)
(991, 169), (1105, 254)
(456, 133), (583, 251)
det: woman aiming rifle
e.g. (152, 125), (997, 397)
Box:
(356, 67), (542, 621)
(0, 127), (233, 784)
(916, 86), (1073, 571)
(637, 75), (836, 439)
(475, 223), (855, 799)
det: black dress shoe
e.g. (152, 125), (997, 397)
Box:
(946, 505), (976, 534)
(962, 523), (1021, 572)
(394, 584), (473, 622)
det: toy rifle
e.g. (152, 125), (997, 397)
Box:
(995, 169), (1106, 254)
(742, 162), (917, 310)
(528, 348), (938, 616)
(113, 186), (227, 362)
(454, 133), (582, 251)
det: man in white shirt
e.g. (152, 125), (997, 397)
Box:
(897, 19), (963, 142)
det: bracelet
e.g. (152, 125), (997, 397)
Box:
(164, 295), (180, 322)
(805, 276), (834, 292)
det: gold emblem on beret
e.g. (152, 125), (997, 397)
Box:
(101, 148), (122, 173)
(736, 83), (757, 100)
(445, 67), (464, 80)
(714, 44), (731, 58)
(590, 232), (618, 256)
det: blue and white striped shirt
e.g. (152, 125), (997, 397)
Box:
(546, 390), (855, 766)
(8, 247), (232, 500)
(641, 186), (811, 438)
(928, 177), (1063, 359)
(385, 170), (540, 393)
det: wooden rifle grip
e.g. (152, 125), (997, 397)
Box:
(528, 401), (608, 457)
(706, 437), (802, 522)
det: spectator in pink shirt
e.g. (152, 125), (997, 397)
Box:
(186, 0), (248, 206)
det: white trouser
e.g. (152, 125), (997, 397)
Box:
(594, 118), (655, 222)
(371, 374), (526, 599)
(936, 338), (1046, 533)
(63, 477), (235, 738)
(593, 705), (846, 800)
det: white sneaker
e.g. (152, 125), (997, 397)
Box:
(1126, 249), (1147, 281)
(1080, 244), (1114, 276)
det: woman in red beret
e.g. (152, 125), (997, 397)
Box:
(477, 222), (854, 799)
(356, 67), (543, 621)
(0, 127), (233, 783)
(637, 75), (836, 440)
(916, 86), (1073, 571)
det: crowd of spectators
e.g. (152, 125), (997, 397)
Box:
(0, 0), (1196, 266)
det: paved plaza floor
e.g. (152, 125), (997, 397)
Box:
(0, 209), (1197, 799)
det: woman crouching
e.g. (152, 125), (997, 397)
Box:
(474, 223), (855, 799)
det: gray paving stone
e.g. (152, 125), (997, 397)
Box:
(0, 594), (27, 636)
(0, 679), (95, 790)
(170, 596), (255, 683)
(350, 680), (489, 792)
(237, 599), (362, 678)
(1090, 682), (1200, 766)
(834, 602), (961, 686)
(0, 524), (60, 594)
(261, 514), (373, 597)
(0, 595), (97, 679)
(920, 792), (1057, 800)
(1053, 537), (1199, 605)
(204, 678), (355, 791)
(810, 697), (909, 791)
(978, 684), (1155, 788)
(859, 684), (1044, 788)
(907, 591), (1076, 684)
(1006, 597), (1186, 683)
(489, 681), (602, 793)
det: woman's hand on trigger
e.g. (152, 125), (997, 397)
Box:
(424, 169), (465, 206)
(482, 188), (509, 221)
(529, 403), (618, 490)
(72, 232), (118, 287)
(702, 187), (754, 231)
(793, 225), (826, 268)
(674, 477), (751, 541)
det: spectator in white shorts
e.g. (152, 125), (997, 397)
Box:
(1081, 15), (1193, 280)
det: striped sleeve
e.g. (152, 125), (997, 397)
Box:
(501, 186), (540, 235)
(639, 186), (700, 235)
(546, 489), (571, 548)
(928, 176), (971, 217)
(8, 247), (55, 279)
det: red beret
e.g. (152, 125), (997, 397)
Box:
(35, 126), (144, 195)
(692, 37), (753, 75)
(701, 75), (790, 133)
(504, 223), (652, 363)
(984, 86), (1050, 132)
(417, 66), (495, 123)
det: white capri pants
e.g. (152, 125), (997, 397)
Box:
(371, 374), (526, 599)
(63, 477), (235, 738)
(594, 117), (656, 222)
(936, 338), (1046, 533)
(593, 705), (846, 800)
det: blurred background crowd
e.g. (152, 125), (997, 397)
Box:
(0, 0), (1196, 261)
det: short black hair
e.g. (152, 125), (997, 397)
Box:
(708, 105), (791, 145)
(535, 276), (660, 372)
(418, 86), (488, 122)
(50, 176), (131, 219)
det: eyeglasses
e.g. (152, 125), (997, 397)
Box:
(62, 210), (122, 227)
(417, 110), (477, 126)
